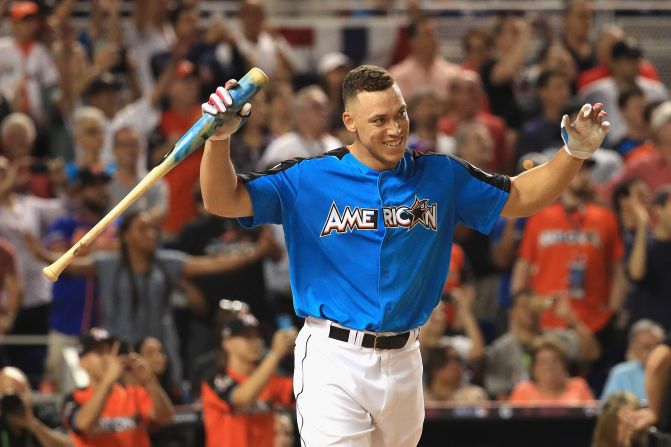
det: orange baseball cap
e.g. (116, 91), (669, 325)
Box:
(10, 1), (39, 22)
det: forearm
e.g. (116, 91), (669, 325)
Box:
(145, 380), (175, 426)
(503, 149), (583, 218)
(628, 225), (648, 280)
(231, 353), (281, 407)
(27, 419), (73, 447)
(510, 259), (531, 295)
(490, 222), (517, 269)
(572, 322), (601, 362)
(74, 382), (114, 432)
(461, 312), (485, 360)
(609, 264), (627, 311)
(646, 347), (671, 418)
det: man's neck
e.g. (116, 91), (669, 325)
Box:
(653, 225), (671, 241)
(414, 53), (435, 70)
(561, 191), (586, 210)
(228, 357), (255, 377)
(78, 152), (101, 168)
(429, 380), (459, 401)
(297, 125), (321, 142)
(115, 167), (138, 186)
(511, 322), (540, 345)
(128, 250), (150, 272)
(542, 105), (563, 122)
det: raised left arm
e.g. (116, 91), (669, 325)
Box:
(501, 103), (609, 218)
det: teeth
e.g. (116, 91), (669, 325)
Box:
(383, 141), (401, 148)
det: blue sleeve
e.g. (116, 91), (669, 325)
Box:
(43, 218), (76, 248)
(237, 160), (302, 228)
(600, 370), (620, 400)
(450, 156), (510, 234)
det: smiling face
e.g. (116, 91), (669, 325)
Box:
(343, 84), (409, 171)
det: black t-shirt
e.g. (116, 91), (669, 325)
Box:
(175, 216), (268, 322)
(480, 58), (522, 130)
(626, 238), (671, 330)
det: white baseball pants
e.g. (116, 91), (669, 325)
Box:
(294, 317), (424, 447)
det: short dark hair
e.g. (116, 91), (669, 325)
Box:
(653, 185), (671, 208)
(536, 69), (568, 90)
(405, 14), (432, 40)
(342, 65), (395, 108)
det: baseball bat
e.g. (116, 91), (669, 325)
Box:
(43, 67), (268, 282)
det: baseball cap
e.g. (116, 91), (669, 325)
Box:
(611, 38), (643, 60)
(78, 328), (115, 356)
(651, 101), (671, 133)
(10, 1), (39, 22)
(221, 313), (260, 339)
(84, 73), (122, 98)
(75, 166), (111, 189)
(317, 52), (352, 76)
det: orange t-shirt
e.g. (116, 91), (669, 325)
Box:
(62, 384), (153, 447)
(160, 106), (203, 235)
(201, 368), (294, 447)
(508, 377), (595, 405)
(518, 202), (623, 332)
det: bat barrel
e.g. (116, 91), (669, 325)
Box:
(42, 67), (269, 282)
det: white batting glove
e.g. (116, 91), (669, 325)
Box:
(560, 103), (610, 160)
(203, 80), (252, 140)
(202, 84), (233, 116)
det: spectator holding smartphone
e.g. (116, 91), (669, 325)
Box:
(61, 328), (174, 447)
(201, 313), (296, 447)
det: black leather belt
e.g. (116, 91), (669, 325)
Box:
(328, 326), (410, 350)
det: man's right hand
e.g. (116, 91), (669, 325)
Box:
(101, 342), (124, 387)
(270, 328), (297, 358)
(202, 80), (252, 141)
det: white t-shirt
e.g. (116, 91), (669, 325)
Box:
(0, 195), (64, 308)
(234, 30), (298, 78)
(0, 37), (59, 121)
(257, 131), (342, 170)
(125, 23), (175, 95)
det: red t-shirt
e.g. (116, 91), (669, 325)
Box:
(577, 61), (660, 92)
(518, 202), (623, 332)
(160, 106), (203, 235)
(201, 368), (294, 447)
(62, 384), (153, 447)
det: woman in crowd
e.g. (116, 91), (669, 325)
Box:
(508, 336), (595, 404)
(30, 210), (272, 382)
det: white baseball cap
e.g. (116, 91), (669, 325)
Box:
(317, 52), (352, 76)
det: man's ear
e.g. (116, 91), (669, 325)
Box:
(343, 111), (356, 133)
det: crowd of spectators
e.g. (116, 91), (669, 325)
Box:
(0, 0), (670, 445)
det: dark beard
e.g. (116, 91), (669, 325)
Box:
(84, 201), (108, 216)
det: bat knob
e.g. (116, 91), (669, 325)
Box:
(43, 266), (59, 282)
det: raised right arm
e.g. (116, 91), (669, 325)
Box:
(199, 84), (254, 218)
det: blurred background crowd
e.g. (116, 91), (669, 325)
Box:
(0, 0), (671, 445)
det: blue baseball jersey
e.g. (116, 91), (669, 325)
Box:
(239, 147), (510, 332)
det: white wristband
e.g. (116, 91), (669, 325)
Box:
(562, 145), (593, 160)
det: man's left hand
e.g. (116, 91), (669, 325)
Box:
(561, 103), (610, 160)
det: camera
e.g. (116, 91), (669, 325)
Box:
(0, 393), (24, 417)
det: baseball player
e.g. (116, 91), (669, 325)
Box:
(199, 65), (609, 446)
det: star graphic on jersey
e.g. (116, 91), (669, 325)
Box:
(405, 196), (431, 229)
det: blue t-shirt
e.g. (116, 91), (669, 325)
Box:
(239, 148), (510, 332)
(45, 216), (100, 335)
